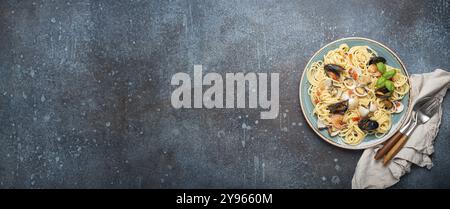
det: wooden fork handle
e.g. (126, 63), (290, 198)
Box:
(383, 133), (408, 165)
(374, 131), (403, 160)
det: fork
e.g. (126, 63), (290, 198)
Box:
(383, 97), (440, 165)
(375, 97), (434, 160)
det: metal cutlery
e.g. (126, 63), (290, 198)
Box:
(382, 97), (440, 164)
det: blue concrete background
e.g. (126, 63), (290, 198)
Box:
(0, 0), (448, 188)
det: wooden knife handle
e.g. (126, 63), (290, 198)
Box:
(374, 131), (403, 160)
(383, 133), (408, 165)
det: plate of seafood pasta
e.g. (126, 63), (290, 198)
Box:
(299, 37), (411, 149)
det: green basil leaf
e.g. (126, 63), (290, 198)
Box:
(376, 77), (387, 88)
(383, 70), (396, 79)
(376, 62), (386, 74)
(385, 80), (394, 92)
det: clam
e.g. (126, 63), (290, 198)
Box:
(358, 106), (370, 118)
(354, 86), (368, 97)
(393, 101), (404, 113)
(327, 127), (340, 137)
(382, 100), (394, 110)
(348, 97), (359, 110)
(329, 88), (339, 97)
(317, 119), (327, 130)
(343, 78), (357, 89)
(369, 102), (378, 112)
(324, 64), (345, 80)
(340, 91), (350, 101)
(375, 86), (392, 99)
(323, 79), (340, 96)
(330, 88), (343, 98)
(323, 79), (333, 88)
(358, 118), (379, 131)
(327, 100), (348, 115)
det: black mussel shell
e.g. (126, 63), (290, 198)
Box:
(358, 118), (379, 131)
(368, 56), (386, 65)
(324, 64), (345, 79)
(327, 100), (348, 115)
(375, 86), (392, 99)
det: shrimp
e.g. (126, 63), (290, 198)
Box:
(368, 64), (381, 77)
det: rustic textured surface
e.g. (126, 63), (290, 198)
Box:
(0, 0), (449, 188)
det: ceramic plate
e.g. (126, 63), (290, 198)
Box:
(299, 37), (411, 149)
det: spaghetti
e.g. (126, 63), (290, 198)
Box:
(306, 44), (409, 145)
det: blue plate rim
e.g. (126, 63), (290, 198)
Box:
(298, 37), (412, 150)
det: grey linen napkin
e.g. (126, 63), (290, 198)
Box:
(352, 69), (450, 189)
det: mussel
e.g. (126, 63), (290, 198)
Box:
(324, 64), (345, 80)
(375, 86), (392, 99)
(358, 118), (379, 131)
(368, 56), (386, 66)
(327, 100), (348, 114)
